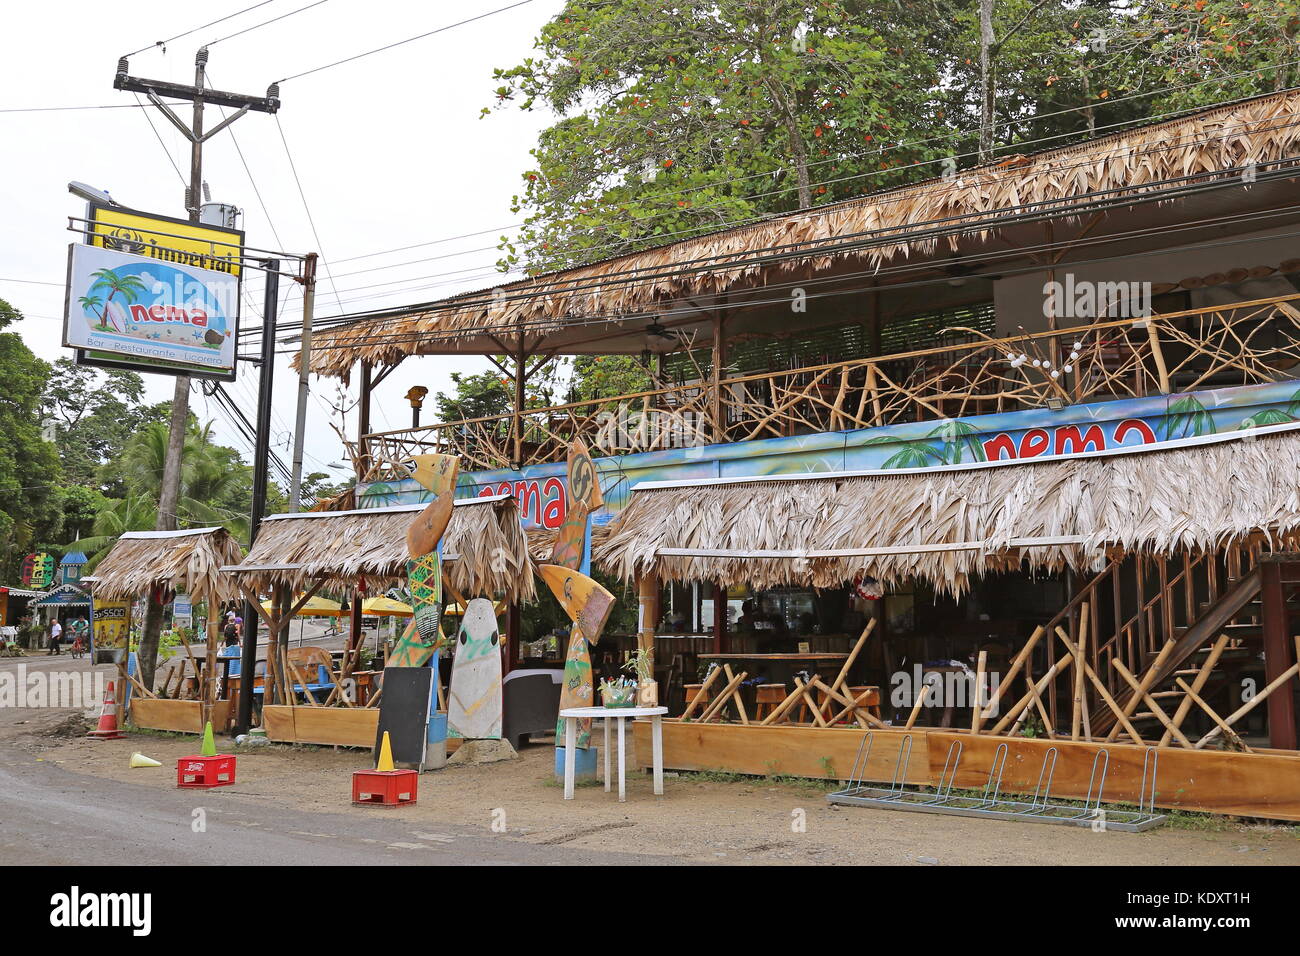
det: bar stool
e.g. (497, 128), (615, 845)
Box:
(832, 685), (882, 724)
(754, 683), (787, 721)
(682, 683), (712, 715)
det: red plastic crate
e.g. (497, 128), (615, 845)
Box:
(177, 754), (237, 789)
(352, 769), (418, 807)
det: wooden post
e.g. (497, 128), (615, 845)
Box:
(637, 572), (659, 659)
(504, 602), (519, 677)
(712, 582), (726, 655)
(711, 312), (727, 443)
(1145, 320), (1171, 394)
(512, 338), (526, 467)
(1259, 561), (1298, 749)
(201, 588), (218, 729)
(357, 360), (373, 479)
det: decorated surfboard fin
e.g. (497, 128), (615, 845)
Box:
(537, 564), (616, 646)
(403, 453), (460, 559)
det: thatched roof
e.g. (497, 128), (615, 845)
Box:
(85, 528), (243, 603)
(306, 89), (1300, 380)
(596, 425), (1300, 595)
(227, 496), (536, 603)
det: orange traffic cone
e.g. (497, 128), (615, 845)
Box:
(86, 680), (126, 740)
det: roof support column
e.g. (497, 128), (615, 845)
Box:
(512, 338), (527, 469)
(357, 361), (373, 481)
(711, 313), (726, 443)
(1260, 561), (1298, 749)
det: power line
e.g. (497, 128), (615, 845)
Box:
(207, 0), (332, 46)
(277, 0), (539, 83)
(279, 161), (1300, 352)
(0, 101), (187, 114)
(274, 113), (343, 312)
(301, 60), (1300, 273)
(121, 0), (281, 57)
(132, 93), (188, 187)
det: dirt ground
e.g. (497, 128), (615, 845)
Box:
(7, 699), (1300, 865)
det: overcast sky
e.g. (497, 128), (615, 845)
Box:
(1, 0), (563, 486)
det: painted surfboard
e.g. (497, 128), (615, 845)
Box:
(567, 439), (603, 510)
(555, 623), (594, 747)
(550, 502), (590, 571)
(390, 550), (441, 667)
(537, 564), (616, 644)
(404, 453), (460, 558)
(446, 598), (503, 740)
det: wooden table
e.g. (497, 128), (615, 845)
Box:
(699, 653), (851, 662)
(560, 706), (667, 802)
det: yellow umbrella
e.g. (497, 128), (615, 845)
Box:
(362, 596), (413, 618)
(443, 600), (507, 617)
(261, 595), (345, 617)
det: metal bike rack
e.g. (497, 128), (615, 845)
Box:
(827, 733), (1166, 832)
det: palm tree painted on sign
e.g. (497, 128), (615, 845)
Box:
(77, 294), (104, 329)
(1239, 408), (1295, 430)
(861, 433), (947, 469)
(927, 419), (988, 465)
(1161, 394), (1215, 441)
(1284, 389), (1300, 420)
(88, 268), (146, 332)
(363, 481), (402, 507)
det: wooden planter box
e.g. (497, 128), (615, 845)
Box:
(130, 698), (230, 735)
(261, 705), (379, 748)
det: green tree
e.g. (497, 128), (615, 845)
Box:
(0, 299), (64, 580)
(42, 358), (148, 486)
(489, 0), (946, 271)
(70, 495), (158, 571)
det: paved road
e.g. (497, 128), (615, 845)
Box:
(0, 745), (677, 866)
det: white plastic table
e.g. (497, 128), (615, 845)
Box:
(560, 705), (668, 801)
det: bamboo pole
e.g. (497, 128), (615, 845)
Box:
(903, 682), (928, 729)
(1106, 638), (1176, 743)
(816, 620), (875, 720)
(970, 650), (987, 735)
(1194, 639), (1300, 749)
(1057, 629), (1143, 745)
(993, 650), (1074, 736)
(681, 664), (723, 720)
(759, 676), (810, 726)
(977, 625), (1044, 726)
(1174, 678), (1252, 753)
(1161, 634), (1229, 745)
(1112, 659), (1192, 748)
(698, 669), (747, 723)
(1071, 603), (1089, 740)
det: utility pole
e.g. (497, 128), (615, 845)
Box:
(114, 50), (280, 690)
(288, 253), (318, 512)
(237, 260), (280, 734)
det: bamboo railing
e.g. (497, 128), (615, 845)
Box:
(350, 292), (1300, 479)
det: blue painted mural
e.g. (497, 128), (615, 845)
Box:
(357, 378), (1300, 529)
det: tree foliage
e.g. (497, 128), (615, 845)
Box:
(0, 299), (64, 580)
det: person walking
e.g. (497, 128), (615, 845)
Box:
(47, 618), (63, 655)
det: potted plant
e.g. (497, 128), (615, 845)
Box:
(599, 676), (638, 708)
(624, 647), (657, 707)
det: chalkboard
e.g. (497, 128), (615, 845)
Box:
(373, 666), (435, 769)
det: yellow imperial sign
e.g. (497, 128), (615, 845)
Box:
(74, 202), (244, 381)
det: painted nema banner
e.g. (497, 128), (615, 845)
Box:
(63, 243), (238, 375)
(357, 378), (1300, 528)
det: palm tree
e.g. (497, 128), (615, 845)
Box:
(89, 268), (146, 331)
(72, 495), (158, 571)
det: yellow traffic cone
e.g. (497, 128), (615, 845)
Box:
(200, 721), (217, 757)
(377, 731), (395, 772)
(129, 753), (161, 768)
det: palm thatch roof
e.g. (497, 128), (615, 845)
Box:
(227, 496), (536, 603)
(84, 528), (243, 603)
(596, 425), (1300, 595)
(306, 89), (1300, 380)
